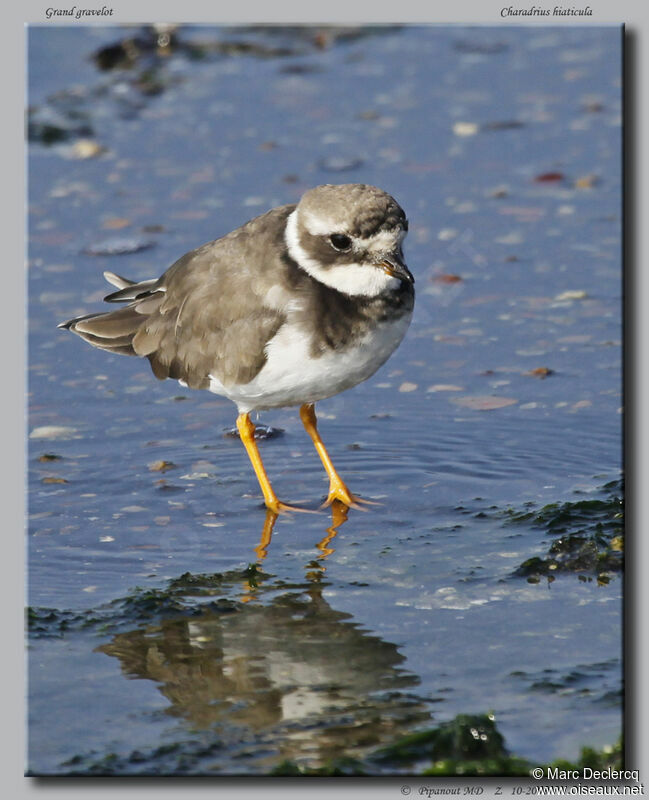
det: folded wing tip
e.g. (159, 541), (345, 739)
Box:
(103, 271), (133, 289)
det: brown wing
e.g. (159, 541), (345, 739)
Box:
(60, 205), (297, 390)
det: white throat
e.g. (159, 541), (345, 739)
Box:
(284, 210), (400, 298)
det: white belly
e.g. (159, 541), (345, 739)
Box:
(208, 312), (412, 413)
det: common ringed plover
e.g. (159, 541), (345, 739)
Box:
(60, 183), (415, 513)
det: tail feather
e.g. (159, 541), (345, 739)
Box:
(73, 306), (144, 338)
(58, 308), (141, 355)
(69, 328), (137, 350)
(58, 312), (100, 331)
(58, 272), (162, 357)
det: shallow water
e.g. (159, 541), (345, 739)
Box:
(27, 24), (622, 775)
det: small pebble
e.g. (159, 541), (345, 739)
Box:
(534, 171), (564, 183)
(317, 156), (364, 172)
(427, 384), (464, 392)
(496, 232), (523, 245)
(102, 217), (131, 230)
(70, 139), (106, 159)
(481, 120), (524, 131)
(453, 122), (479, 137)
(222, 424), (284, 440)
(148, 460), (177, 472)
(84, 237), (155, 256)
(555, 290), (587, 301)
(30, 425), (78, 440)
(526, 367), (554, 379)
(575, 174), (599, 189)
(451, 396), (518, 411)
(488, 185), (509, 198)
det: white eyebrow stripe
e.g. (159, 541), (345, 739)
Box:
(361, 229), (405, 253)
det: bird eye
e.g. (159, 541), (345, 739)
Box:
(329, 233), (352, 252)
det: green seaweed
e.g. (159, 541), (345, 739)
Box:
(548, 738), (623, 774)
(270, 756), (367, 776)
(507, 479), (623, 579)
(421, 755), (532, 777)
(26, 566), (273, 640)
(371, 713), (508, 767)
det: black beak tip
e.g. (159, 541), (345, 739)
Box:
(398, 265), (415, 286)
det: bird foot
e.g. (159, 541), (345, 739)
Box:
(265, 499), (320, 515)
(321, 485), (380, 511)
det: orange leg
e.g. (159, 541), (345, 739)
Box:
(299, 403), (373, 509)
(236, 412), (305, 515)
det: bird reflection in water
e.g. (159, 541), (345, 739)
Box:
(255, 499), (350, 561)
(96, 566), (428, 770)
